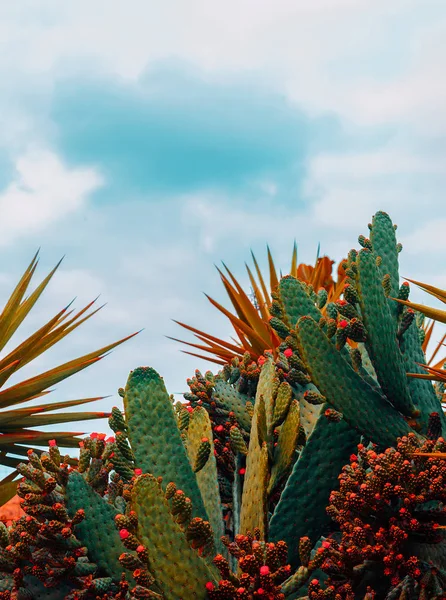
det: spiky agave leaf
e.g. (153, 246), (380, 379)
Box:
(173, 246), (346, 364)
(0, 252), (137, 500)
(394, 278), (446, 323)
(402, 279), (446, 387)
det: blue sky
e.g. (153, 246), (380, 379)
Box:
(0, 1), (445, 469)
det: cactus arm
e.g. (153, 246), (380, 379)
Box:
(185, 406), (224, 554)
(123, 366), (208, 521)
(279, 275), (322, 327)
(296, 316), (412, 447)
(239, 360), (274, 537)
(212, 379), (252, 432)
(268, 399), (300, 495)
(292, 382), (324, 437)
(132, 474), (217, 600)
(269, 410), (359, 569)
(356, 248), (417, 418)
(369, 211), (400, 321)
(65, 472), (132, 584)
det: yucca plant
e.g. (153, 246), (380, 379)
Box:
(0, 252), (136, 504)
(172, 245), (346, 365)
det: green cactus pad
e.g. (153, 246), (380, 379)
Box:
(123, 366), (208, 521)
(239, 361), (273, 537)
(279, 276), (322, 327)
(212, 379), (252, 432)
(259, 357), (277, 436)
(268, 399), (300, 494)
(66, 472), (132, 584)
(293, 382), (324, 437)
(239, 442), (269, 538)
(296, 316), (412, 447)
(356, 248), (417, 418)
(185, 407), (224, 554)
(369, 211), (400, 321)
(132, 474), (217, 599)
(269, 411), (359, 569)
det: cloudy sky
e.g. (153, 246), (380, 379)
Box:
(0, 1), (445, 460)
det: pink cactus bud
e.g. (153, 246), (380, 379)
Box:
(119, 529), (130, 540)
(49, 439), (57, 447)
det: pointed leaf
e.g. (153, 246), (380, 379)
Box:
(404, 278), (446, 304)
(393, 299), (446, 324)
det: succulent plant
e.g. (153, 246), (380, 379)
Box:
(2, 210), (446, 599)
(173, 246), (347, 365)
(0, 252), (136, 504)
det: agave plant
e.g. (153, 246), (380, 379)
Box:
(172, 245), (346, 365)
(0, 252), (136, 503)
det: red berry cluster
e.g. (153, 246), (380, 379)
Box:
(206, 531), (291, 599)
(319, 433), (446, 595)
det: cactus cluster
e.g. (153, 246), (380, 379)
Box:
(1, 211), (446, 599)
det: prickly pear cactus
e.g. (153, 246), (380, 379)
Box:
(3, 211), (446, 600)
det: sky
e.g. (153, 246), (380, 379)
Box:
(0, 1), (445, 470)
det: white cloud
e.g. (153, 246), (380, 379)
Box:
(0, 149), (103, 245)
(0, 0), (445, 130)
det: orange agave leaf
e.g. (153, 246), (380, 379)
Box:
(0, 358), (103, 409)
(392, 299), (446, 324)
(181, 350), (227, 366)
(403, 278), (446, 304)
(251, 250), (270, 307)
(422, 320), (435, 353)
(204, 294), (267, 354)
(0, 254), (39, 352)
(217, 269), (251, 326)
(220, 265), (273, 346)
(0, 471), (21, 507)
(1, 411), (110, 429)
(0, 397), (107, 424)
(0, 303), (72, 375)
(267, 246), (279, 293)
(290, 241), (298, 279)
(296, 263), (313, 283)
(427, 331), (446, 367)
(407, 363), (446, 383)
(0, 360), (21, 389)
(0, 430), (84, 447)
(14, 299), (105, 372)
(3, 257), (64, 348)
(0, 329), (138, 409)
(172, 321), (245, 355)
(245, 264), (270, 322)
(192, 332), (252, 356)
(167, 336), (237, 362)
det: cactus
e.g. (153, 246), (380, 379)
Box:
(0, 369), (220, 600)
(3, 210), (446, 599)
